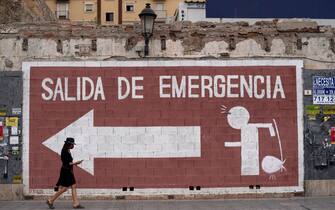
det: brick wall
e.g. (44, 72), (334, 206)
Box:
(22, 60), (303, 197)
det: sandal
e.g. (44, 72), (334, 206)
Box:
(73, 204), (85, 209)
(46, 200), (55, 209)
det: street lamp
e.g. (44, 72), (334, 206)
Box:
(139, 3), (157, 56)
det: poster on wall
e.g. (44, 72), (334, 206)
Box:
(331, 127), (335, 144)
(5, 117), (18, 127)
(0, 110), (5, 117)
(0, 122), (3, 142)
(9, 136), (19, 145)
(22, 60), (303, 196)
(313, 76), (335, 104)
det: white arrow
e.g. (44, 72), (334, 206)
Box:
(42, 110), (201, 175)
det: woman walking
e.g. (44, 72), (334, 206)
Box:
(46, 137), (84, 209)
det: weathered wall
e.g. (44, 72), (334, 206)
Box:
(1, 20), (335, 198)
(0, 71), (23, 200)
(2, 20), (335, 71)
(303, 70), (335, 196)
(0, 0), (55, 24)
(23, 0), (56, 22)
(0, 0), (24, 24)
(304, 70), (335, 180)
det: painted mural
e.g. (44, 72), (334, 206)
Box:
(22, 60), (303, 195)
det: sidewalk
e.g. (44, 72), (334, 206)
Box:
(0, 196), (335, 210)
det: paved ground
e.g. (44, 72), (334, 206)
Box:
(1, 197), (335, 210)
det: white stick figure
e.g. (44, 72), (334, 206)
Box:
(224, 106), (275, 176)
(261, 119), (286, 179)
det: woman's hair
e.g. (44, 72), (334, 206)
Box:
(62, 142), (73, 150)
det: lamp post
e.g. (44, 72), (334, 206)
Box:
(139, 3), (157, 56)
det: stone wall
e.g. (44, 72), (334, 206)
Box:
(0, 0), (55, 24)
(1, 20), (335, 71)
(0, 0), (23, 24)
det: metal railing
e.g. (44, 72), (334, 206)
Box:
(55, 10), (69, 20)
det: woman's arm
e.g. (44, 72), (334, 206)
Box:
(69, 160), (83, 166)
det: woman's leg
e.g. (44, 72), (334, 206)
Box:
(48, 186), (68, 204)
(71, 184), (80, 207)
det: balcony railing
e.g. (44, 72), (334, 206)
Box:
(55, 10), (69, 20)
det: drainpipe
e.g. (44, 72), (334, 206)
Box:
(97, 0), (101, 24)
(118, 0), (122, 24)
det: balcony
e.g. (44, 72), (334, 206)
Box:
(55, 10), (69, 20)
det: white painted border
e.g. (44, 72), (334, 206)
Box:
(22, 62), (31, 196)
(22, 59), (304, 196)
(295, 60), (304, 193)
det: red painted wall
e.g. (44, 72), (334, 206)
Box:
(28, 65), (298, 189)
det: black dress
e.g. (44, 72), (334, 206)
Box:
(56, 149), (76, 187)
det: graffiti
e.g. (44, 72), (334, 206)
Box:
(0, 155), (9, 179)
(303, 71), (335, 180)
(261, 119), (286, 180)
(24, 61), (302, 194)
(304, 111), (335, 170)
(0, 113), (22, 183)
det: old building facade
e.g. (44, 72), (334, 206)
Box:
(44, 0), (182, 25)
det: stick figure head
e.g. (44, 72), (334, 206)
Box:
(227, 106), (250, 129)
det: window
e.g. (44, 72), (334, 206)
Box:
(85, 3), (94, 12)
(106, 12), (114, 22)
(126, 4), (134, 12)
(156, 3), (165, 11)
(155, 2), (166, 19)
(56, 3), (69, 19)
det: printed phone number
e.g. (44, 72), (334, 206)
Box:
(313, 95), (335, 104)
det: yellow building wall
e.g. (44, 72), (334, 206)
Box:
(45, 0), (97, 22)
(70, 0), (97, 22)
(101, 0), (119, 25)
(45, 0), (182, 24)
(24, 0), (44, 17)
(122, 0), (181, 24)
(45, 0), (57, 14)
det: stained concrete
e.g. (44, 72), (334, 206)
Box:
(0, 184), (23, 200)
(1, 197), (335, 210)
